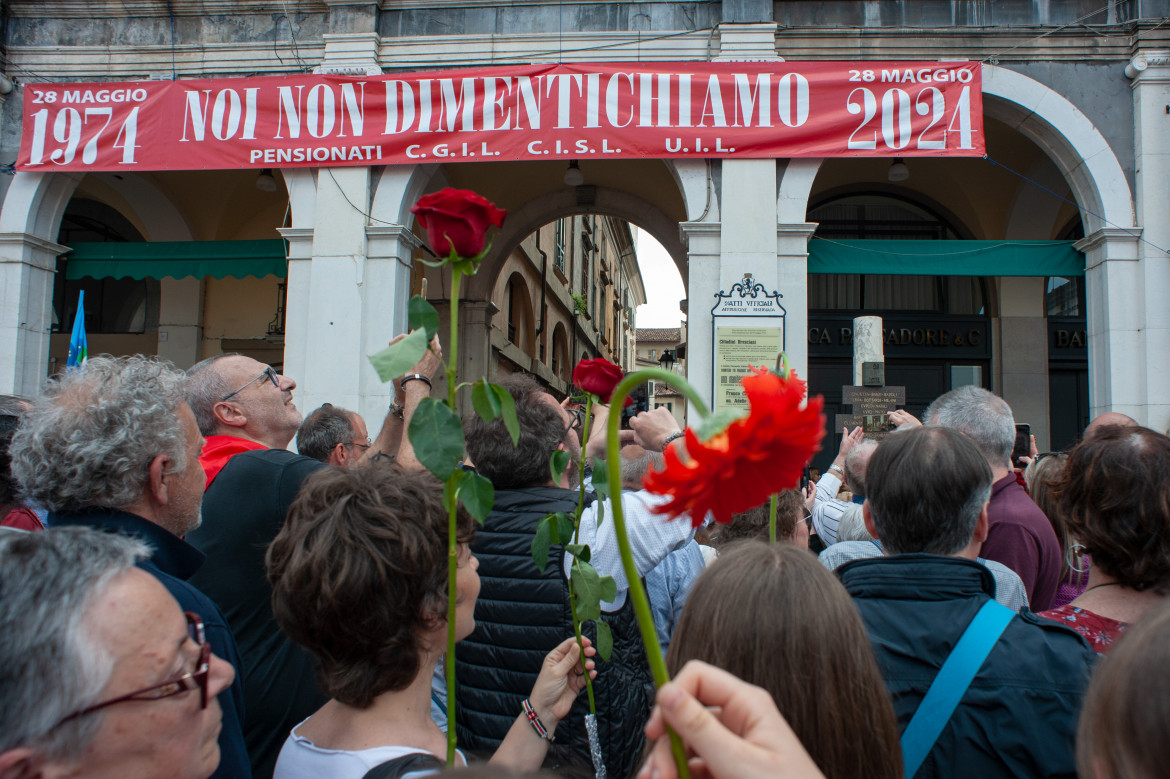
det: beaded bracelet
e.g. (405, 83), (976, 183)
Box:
(661, 431), (685, 452)
(522, 698), (554, 742)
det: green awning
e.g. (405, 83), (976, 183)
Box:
(808, 239), (1084, 277)
(63, 240), (287, 280)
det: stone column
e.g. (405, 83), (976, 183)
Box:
(1127, 50), (1170, 431)
(0, 233), (66, 396)
(1076, 228), (1144, 422)
(852, 316), (883, 386)
(775, 222), (816, 378)
(362, 224), (421, 425)
(997, 277), (1051, 449)
(679, 221), (721, 413)
(157, 277), (204, 369)
(281, 166), (376, 439)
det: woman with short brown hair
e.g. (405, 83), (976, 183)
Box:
(267, 465), (593, 778)
(665, 541), (902, 779)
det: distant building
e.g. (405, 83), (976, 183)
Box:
(636, 327), (687, 428)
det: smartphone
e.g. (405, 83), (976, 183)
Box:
(1012, 423), (1031, 468)
(800, 466), (810, 490)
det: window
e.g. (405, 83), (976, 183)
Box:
(1046, 277), (1083, 317)
(555, 219), (567, 273)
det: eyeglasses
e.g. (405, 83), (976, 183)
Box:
(57, 612), (210, 725)
(564, 406), (585, 437)
(345, 438), (372, 451)
(220, 366), (279, 402)
(800, 510), (813, 530)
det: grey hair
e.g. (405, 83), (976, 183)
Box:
(923, 385), (1015, 468)
(0, 527), (149, 760)
(11, 355), (189, 513)
(843, 440), (878, 498)
(620, 448), (665, 490)
(297, 404), (359, 462)
(185, 353), (238, 436)
(835, 504), (874, 542)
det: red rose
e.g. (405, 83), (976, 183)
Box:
(573, 357), (630, 405)
(410, 188), (506, 259)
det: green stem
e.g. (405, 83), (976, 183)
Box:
(769, 493), (778, 544)
(569, 395), (598, 713)
(606, 368), (707, 779)
(445, 268), (463, 766)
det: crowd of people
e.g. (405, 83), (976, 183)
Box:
(1, 341), (1169, 779)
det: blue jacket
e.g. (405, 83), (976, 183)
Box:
(839, 554), (1096, 779)
(48, 508), (252, 779)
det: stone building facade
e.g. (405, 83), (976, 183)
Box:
(0, 1), (1167, 455)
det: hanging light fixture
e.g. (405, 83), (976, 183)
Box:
(255, 169), (278, 192)
(563, 160), (584, 187)
(887, 158), (909, 182)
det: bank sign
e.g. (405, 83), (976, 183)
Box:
(17, 61), (983, 172)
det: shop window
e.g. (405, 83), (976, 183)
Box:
(951, 365), (983, 389)
(1045, 277), (1083, 317)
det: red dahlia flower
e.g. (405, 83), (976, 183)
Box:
(411, 187), (506, 259)
(642, 366), (825, 527)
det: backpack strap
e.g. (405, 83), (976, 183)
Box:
(900, 599), (1015, 779)
(360, 752), (445, 779)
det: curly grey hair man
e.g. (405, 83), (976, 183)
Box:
(11, 355), (191, 521)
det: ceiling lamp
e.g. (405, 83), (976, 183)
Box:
(255, 169), (279, 192)
(563, 160), (584, 187)
(887, 158), (909, 183)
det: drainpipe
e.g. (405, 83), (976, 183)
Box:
(534, 228), (549, 362)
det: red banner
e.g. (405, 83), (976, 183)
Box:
(17, 62), (984, 172)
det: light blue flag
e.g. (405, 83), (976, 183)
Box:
(66, 290), (87, 369)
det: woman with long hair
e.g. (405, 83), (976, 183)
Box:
(1025, 452), (1088, 607)
(1039, 426), (1170, 653)
(665, 540), (902, 779)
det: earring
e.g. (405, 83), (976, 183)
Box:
(1067, 542), (1088, 574)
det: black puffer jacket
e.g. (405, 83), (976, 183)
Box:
(838, 555), (1098, 779)
(455, 486), (654, 779)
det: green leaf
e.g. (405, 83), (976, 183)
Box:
(408, 296), (440, 341)
(442, 469), (464, 515)
(471, 379), (503, 423)
(368, 329), (429, 384)
(571, 561), (603, 622)
(693, 407), (748, 442)
(599, 574), (617, 603)
(531, 515), (553, 573)
(553, 512), (576, 545)
(549, 449), (571, 485)
(591, 458), (609, 499)
(459, 471), (494, 524)
(408, 398), (465, 480)
(491, 383), (520, 446)
(594, 499), (606, 530)
(564, 543), (591, 563)
(595, 619), (613, 662)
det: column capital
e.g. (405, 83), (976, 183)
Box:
(679, 221), (721, 255)
(776, 222), (818, 241)
(1126, 49), (1170, 82)
(0, 232), (69, 271)
(315, 32), (381, 76)
(1075, 227), (1142, 268)
(278, 227), (315, 260)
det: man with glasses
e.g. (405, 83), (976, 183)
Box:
(184, 342), (441, 777)
(0, 527), (235, 779)
(8, 357), (250, 778)
(295, 403), (372, 468)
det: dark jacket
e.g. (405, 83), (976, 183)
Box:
(455, 487), (655, 779)
(839, 555), (1097, 779)
(48, 508), (252, 779)
(188, 447), (327, 779)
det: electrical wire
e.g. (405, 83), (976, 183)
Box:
(983, 154), (1169, 256)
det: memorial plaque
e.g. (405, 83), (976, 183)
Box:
(710, 273), (787, 411)
(836, 385), (906, 439)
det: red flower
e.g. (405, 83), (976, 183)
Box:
(573, 357), (629, 405)
(410, 188), (506, 259)
(642, 367), (825, 527)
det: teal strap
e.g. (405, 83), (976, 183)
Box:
(900, 600), (1015, 779)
